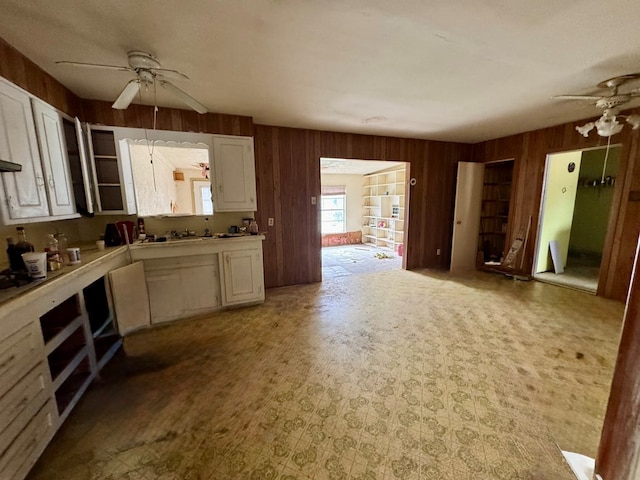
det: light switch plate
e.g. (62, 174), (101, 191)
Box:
(311, 196), (317, 205)
(268, 218), (274, 226)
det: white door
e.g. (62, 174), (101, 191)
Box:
(450, 162), (485, 272)
(0, 79), (49, 219)
(212, 136), (257, 211)
(32, 100), (75, 216)
(220, 249), (264, 305)
(193, 180), (213, 214)
(108, 262), (151, 335)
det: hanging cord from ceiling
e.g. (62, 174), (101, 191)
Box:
(137, 79), (159, 190)
(601, 134), (612, 185)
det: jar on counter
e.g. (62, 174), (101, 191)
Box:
(54, 233), (69, 265)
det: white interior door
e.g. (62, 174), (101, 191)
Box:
(450, 162), (485, 272)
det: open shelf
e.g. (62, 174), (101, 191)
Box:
(361, 166), (406, 253)
(478, 160), (514, 265)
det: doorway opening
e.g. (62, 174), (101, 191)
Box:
(320, 158), (408, 279)
(533, 145), (621, 293)
(127, 142), (211, 216)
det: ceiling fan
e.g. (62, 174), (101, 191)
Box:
(56, 51), (208, 114)
(554, 73), (640, 137)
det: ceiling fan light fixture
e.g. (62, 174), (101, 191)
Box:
(626, 114), (640, 129)
(595, 115), (624, 137)
(576, 122), (595, 137)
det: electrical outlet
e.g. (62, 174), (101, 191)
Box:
(436, 248), (441, 256)
(311, 196), (317, 205)
(268, 217), (274, 226)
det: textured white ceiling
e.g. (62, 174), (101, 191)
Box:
(2, 0), (640, 143)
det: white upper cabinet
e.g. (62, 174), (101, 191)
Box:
(212, 135), (257, 212)
(0, 79), (49, 220)
(31, 100), (75, 216)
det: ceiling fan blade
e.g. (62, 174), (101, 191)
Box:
(151, 68), (190, 80)
(112, 79), (140, 110)
(56, 60), (132, 72)
(159, 80), (207, 114)
(552, 95), (602, 100)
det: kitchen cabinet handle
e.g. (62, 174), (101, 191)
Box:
(35, 174), (45, 186)
(48, 176), (55, 188)
(6, 196), (13, 210)
(0, 353), (15, 368)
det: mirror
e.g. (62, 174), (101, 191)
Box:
(114, 128), (215, 217)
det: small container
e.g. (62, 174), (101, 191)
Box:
(67, 247), (81, 265)
(45, 234), (63, 271)
(96, 240), (105, 251)
(248, 219), (259, 234)
(22, 252), (47, 279)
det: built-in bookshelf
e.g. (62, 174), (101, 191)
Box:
(361, 166), (406, 252)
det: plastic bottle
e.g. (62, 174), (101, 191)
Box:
(44, 234), (63, 271)
(54, 233), (69, 265)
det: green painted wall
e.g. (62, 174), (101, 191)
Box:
(535, 151), (582, 273)
(568, 147), (620, 258)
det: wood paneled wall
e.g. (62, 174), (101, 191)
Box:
(0, 38), (81, 116)
(81, 100), (254, 137)
(254, 125), (471, 288)
(595, 238), (640, 480)
(473, 116), (640, 301)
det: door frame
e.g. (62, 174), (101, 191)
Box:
(532, 144), (622, 289)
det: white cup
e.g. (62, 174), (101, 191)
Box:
(96, 240), (105, 251)
(21, 252), (47, 279)
(68, 247), (81, 264)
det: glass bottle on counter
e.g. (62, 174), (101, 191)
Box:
(15, 227), (35, 266)
(6, 237), (25, 271)
(45, 234), (63, 271)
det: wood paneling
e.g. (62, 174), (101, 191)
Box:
(255, 125), (471, 288)
(81, 100), (254, 136)
(473, 114), (640, 301)
(595, 237), (640, 480)
(0, 37), (81, 116)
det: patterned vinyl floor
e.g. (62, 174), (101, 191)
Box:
(27, 268), (624, 479)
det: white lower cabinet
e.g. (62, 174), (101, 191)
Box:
(144, 254), (220, 324)
(220, 248), (265, 306)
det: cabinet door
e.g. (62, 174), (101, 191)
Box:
(0, 80), (49, 220)
(220, 248), (264, 305)
(180, 264), (220, 312)
(212, 136), (257, 211)
(32, 100), (76, 216)
(145, 269), (183, 324)
(109, 262), (151, 335)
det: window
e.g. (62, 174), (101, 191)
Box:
(321, 185), (346, 234)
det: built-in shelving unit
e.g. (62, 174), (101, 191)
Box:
(361, 166), (406, 251)
(478, 160), (514, 266)
(39, 295), (92, 422)
(83, 277), (122, 372)
(88, 129), (124, 211)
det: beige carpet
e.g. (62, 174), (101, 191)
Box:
(27, 269), (624, 479)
